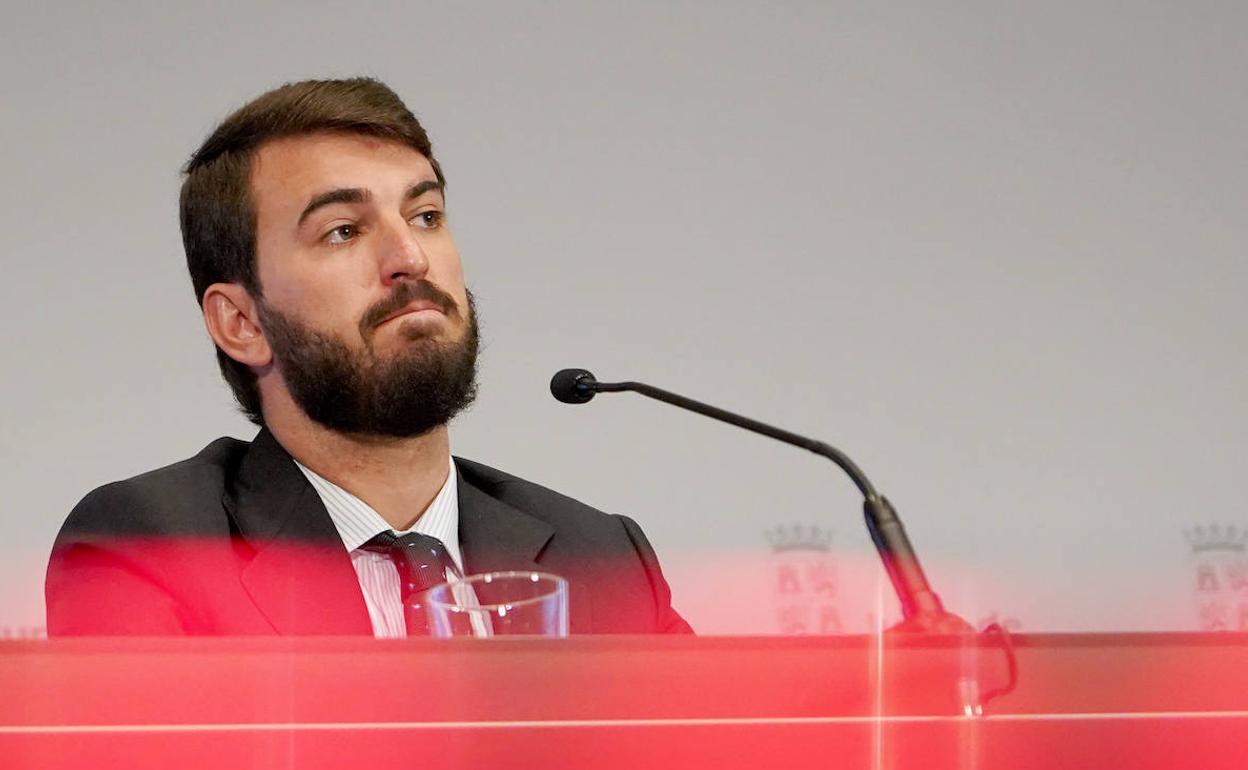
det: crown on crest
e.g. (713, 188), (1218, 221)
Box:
(1185, 524), (1248, 553)
(765, 523), (833, 553)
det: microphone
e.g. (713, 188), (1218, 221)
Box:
(550, 367), (970, 633)
(549, 368), (597, 404)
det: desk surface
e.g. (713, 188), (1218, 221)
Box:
(3, 633), (1247, 769)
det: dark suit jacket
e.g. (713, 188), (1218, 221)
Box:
(46, 429), (692, 636)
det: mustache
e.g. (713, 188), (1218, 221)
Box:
(358, 280), (460, 337)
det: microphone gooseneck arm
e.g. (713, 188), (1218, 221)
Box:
(552, 368), (962, 629)
(596, 379), (877, 498)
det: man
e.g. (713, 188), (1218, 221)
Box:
(46, 78), (691, 637)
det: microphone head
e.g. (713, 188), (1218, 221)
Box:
(550, 368), (598, 404)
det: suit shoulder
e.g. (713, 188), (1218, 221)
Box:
(62, 436), (249, 539)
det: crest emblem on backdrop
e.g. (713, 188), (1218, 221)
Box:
(766, 524), (841, 634)
(1185, 524), (1248, 631)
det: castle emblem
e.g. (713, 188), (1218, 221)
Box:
(1185, 524), (1248, 631)
(766, 523), (841, 635)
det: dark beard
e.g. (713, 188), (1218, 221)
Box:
(257, 284), (479, 439)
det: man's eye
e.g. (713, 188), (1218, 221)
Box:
(412, 211), (445, 229)
(325, 224), (358, 245)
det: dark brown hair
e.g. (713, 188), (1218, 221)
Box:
(179, 77), (445, 424)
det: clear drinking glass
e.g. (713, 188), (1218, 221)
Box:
(422, 571), (569, 638)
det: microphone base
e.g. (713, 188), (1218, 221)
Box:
(885, 610), (977, 636)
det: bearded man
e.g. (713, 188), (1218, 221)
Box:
(46, 78), (691, 637)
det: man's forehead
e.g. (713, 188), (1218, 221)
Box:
(251, 132), (437, 206)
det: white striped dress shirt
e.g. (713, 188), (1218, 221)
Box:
(294, 458), (462, 639)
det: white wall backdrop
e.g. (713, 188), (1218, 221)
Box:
(2, 1), (1245, 637)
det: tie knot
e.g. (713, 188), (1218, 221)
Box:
(360, 531), (461, 600)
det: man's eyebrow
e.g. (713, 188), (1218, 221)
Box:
(296, 180), (443, 227)
(298, 188), (372, 226)
(405, 179), (444, 202)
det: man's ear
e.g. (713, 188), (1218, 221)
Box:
(201, 283), (272, 368)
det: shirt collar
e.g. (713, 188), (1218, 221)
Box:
(293, 457), (464, 572)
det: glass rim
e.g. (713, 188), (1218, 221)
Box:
(423, 570), (568, 612)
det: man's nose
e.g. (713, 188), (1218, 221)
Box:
(378, 218), (430, 285)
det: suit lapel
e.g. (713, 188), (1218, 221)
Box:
(456, 461), (593, 632)
(222, 436), (584, 635)
(227, 429), (372, 635)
